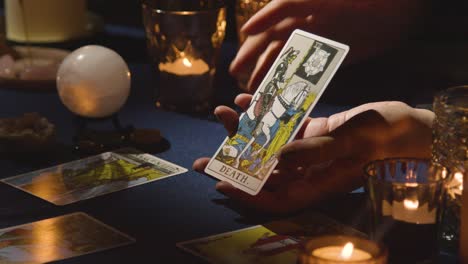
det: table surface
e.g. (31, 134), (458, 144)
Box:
(0, 26), (458, 263)
(0, 61), (360, 263)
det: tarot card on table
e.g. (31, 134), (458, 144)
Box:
(1, 148), (187, 205)
(177, 212), (365, 264)
(205, 30), (349, 195)
(0, 212), (134, 264)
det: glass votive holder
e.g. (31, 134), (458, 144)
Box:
(141, 0), (226, 114)
(431, 86), (467, 253)
(298, 235), (387, 264)
(364, 158), (447, 263)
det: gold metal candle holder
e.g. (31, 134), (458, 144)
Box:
(234, 0), (271, 90)
(431, 86), (468, 255)
(235, 0), (271, 45)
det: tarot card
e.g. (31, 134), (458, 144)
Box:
(177, 212), (365, 264)
(0, 212), (134, 263)
(2, 148), (187, 205)
(205, 30), (349, 195)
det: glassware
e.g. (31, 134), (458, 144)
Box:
(234, 0), (271, 90)
(431, 86), (468, 254)
(141, 0), (226, 114)
(298, 235), (387, 264)
(364, 158), (447, 263)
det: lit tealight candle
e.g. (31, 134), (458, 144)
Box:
(312, 242), (372, 262)
(159, 55), (209, 76)
(299, 236), (386, 264)
(386, 198), (436, 224)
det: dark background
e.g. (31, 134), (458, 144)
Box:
(2, 0), (467, 106)
(84, 0), (468, 106)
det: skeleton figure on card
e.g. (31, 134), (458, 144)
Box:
(216, 40), (338, 180)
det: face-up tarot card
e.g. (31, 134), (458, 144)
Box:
(177, 212), (365, 264)
(205, 30), (349, 195)
(0, 212), (134, 263)
(1, 148), (187, 205)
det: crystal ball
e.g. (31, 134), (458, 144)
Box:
(57, 45), (131, 118)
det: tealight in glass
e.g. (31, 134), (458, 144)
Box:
(142, 0), (226, 114)
(364, 158), (447, 263)
(298, 235), (387, 264)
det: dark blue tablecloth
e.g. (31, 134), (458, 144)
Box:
(0, 61), (357, 263)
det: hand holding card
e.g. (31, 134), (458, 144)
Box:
(204, 30), (349, 195)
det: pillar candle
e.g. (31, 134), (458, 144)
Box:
(5, 0), (87, 43)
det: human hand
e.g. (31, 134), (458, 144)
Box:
(230, 0), (425, 92)
(193, 94), (434, 213)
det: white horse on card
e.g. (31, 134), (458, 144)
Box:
(232, 81), (311, 168)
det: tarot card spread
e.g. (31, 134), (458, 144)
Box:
(2, 148), (187, 205)
(177, 212), (365, 264)
(205, 30), (349, 195)
(0, 213), (134, 264)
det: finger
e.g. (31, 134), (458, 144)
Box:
(214, 106), (240, 137)
(230, 16), (311, 91)
(271, 15), (314, 37)
(230, 32), (271, 79)
(242, 0), (318, 35)
(234, 94), (253, 111)
(247, 40), (284, 91)
(285, 162), (363, 209)
(265, 168), (304, 189)
(278, 136), (341, 168)
(193, 157), (210, 172)
(295, 117), (312, 139)
(301, 117), (330, 138)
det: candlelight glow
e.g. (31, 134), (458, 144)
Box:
(403, 199), (419, 210)
(31, 217), (61, 262)
(340, 242), (354, 259)
(182, 57), (192, 67)
(405, 182), (419, 187)
(455, 172), (464, 191)
(442, 168), (448, 179)
(405, 169), (417, 182)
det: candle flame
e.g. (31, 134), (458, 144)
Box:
(403, 199), (419, 210)
(442, 168), (448, 179)
(182, 57), (192, 67)
(340, 242), (354, 259)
